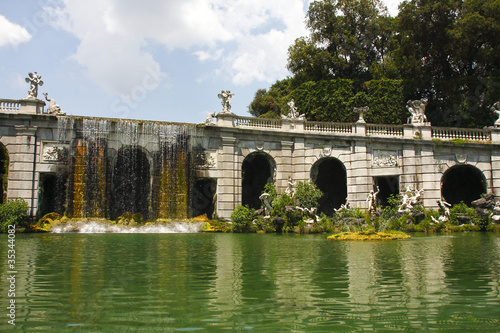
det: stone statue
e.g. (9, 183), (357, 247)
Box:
(354, 106), (369, 123)
(491, 102), (500, 127)
(259, 193), (272, 216)
(281, 99), (305, 120)
(334, 201), (350, 213)
(366, 186), (380, 214)
(399, 186), (424, 212)
(43, 93), (64, 115)
(285, 176), (296, 197)
(406, 98), (428, 125)
(25, 72), (43, 98)
(205, 111), (216, 126)
(432, 199), (451, 223)
(490, 201), (500, 224)
(218, 90), (234, 113)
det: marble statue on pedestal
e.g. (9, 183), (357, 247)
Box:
(218, 90), (234, 113)
(281, 99), (305, 120)
(25, 72), (43, 99)
(491, 102), (500, 127)
(406, 98), (428, 125)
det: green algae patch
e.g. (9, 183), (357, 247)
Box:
(328, 231), (411, 241)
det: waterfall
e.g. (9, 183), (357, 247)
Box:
(57, 117), (201, 221)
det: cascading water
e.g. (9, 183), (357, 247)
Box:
(55, 117), (203, 224)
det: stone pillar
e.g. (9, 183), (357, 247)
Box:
(420, 125), (432, 140)
(403, 125), (414, 139)
(216, 112), (236, 127)
(10, 125), (39, 218)
(355, 122), (366, 136)
(491, 128), (500, 144)
(491, 148), (500, 196)
(20, 98), (45, 115)
(293, 138), (307, 182)
(348, 141), (370, 209)
(401, 143), (418, 191)
(278, 140), (294, 192)
(217, 135), (238, 220)
(420, 144), (440, 208)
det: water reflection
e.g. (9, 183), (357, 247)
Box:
(0, 233), (499, 331)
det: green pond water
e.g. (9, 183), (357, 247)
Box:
(1, 231), (499, 332)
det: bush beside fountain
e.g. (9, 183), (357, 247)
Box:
(215, 181), (500, 236)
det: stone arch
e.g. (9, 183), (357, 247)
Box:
(0, 142), (8, 204)
(242, 152), (276, 209)
(441, 164), (486, 206)
(111, 145), (151, 220)
(310, 157), (347, 215)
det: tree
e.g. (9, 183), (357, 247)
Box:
(394, 0), (500, 127)
(288, 0), (392, 84)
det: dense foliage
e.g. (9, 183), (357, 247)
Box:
(249, 0), (500, 128)
(0, 199), (29, 232)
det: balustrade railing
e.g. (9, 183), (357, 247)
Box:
(432, 127), (491, 142)
(305, 121), (353, 134)
(367, 124), (404, 137)
(0, 99), (21, 112)
(234, 116), (282, 129)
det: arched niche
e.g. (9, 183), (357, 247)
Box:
(310, 157), (347, 215)
(441, 164), (486, 206)
(242, 152), (275, 209)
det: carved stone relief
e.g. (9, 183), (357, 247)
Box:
(373, 150), (398, 167)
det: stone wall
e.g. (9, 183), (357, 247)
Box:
(1, 103), (500, 220)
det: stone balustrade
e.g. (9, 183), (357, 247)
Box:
(431, 127), (491, 142)
(305, 121), (353, 134)
(0, 99), (21, 112)
(0, 97), (45, 114)
(366, 124), (404, 138)
(216, 111), (500, 144)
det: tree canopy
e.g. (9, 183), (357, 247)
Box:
(249, 0), (500, 128)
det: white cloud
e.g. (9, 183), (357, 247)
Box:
(44, 0), (310, 94)
(0, 15), (32, 47)
(193, 49), (224, 62)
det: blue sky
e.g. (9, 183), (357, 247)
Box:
(0, 0), (402, 124)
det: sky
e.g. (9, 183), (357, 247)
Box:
(0, 0), (403, 124)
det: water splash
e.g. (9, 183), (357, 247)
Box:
(51, 221), (205, 233)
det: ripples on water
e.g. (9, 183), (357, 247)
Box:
(0, 233), (499, 332)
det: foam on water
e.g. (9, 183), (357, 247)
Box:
(51, 221), (205, 234)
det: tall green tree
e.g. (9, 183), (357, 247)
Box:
(288, 0), (393, 84)
(394, 0), (500, 127)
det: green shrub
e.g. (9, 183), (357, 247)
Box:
(449, 202), (480, 226)
(295, 180), (323, 209)
(271, 193), (294, 217)
(230, 205), (255, 233)
(0, 199), (29, 232)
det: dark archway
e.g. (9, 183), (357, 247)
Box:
(191, 178), (216, 219)
(374, 176), (400, 207)
(242, 153), (275, 209)
(38, 172), (67, 218)
(111, 147), (150, 220)
(0, 143), (8, 204)
(311, 157), (347, 215)
(441, 165), (486, 206)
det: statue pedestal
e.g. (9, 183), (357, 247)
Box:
(20, 98), (45, 114)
